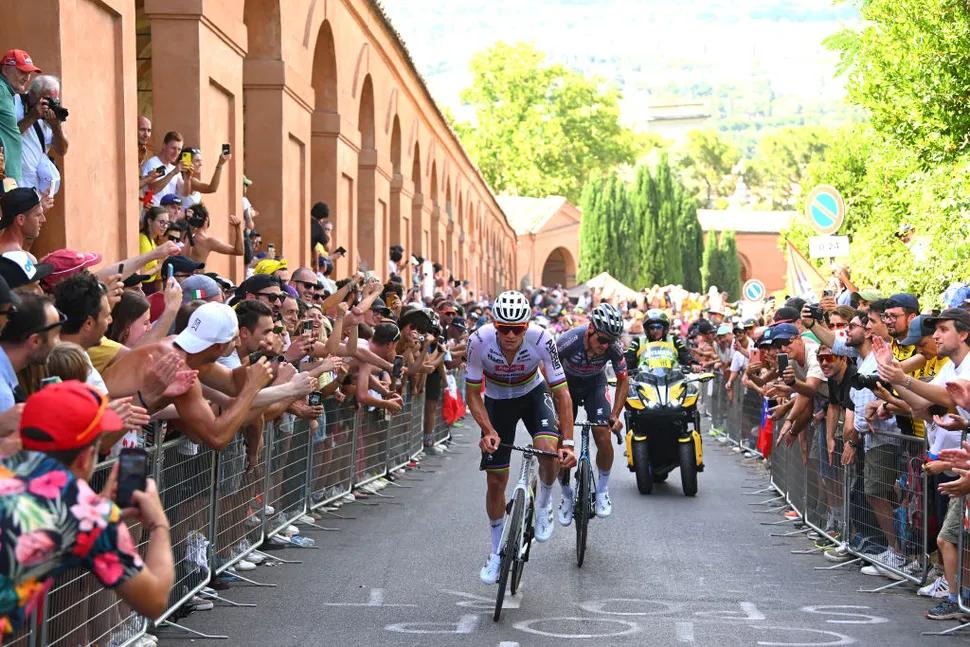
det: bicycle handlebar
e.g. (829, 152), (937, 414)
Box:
(500, 443), (560, 458)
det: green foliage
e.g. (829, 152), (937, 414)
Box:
(680, 198), (704, 293)
(700, 231), (720, 294)
(674, 130), (741, 207)
(717, 231), (742, 301)
(577, 175), (607, 283)
(454, 42), (636, 203)
(746, 127), (834, 209)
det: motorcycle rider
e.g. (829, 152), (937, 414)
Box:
(627, 309), (692, 369)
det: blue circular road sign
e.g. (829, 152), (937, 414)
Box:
(743, 279), (766, 302)
(805, 185), (845, 235)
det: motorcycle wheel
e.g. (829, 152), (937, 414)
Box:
(679, 439), (698, 497)
(632, 440), (653, 494)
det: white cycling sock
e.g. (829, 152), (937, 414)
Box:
(537, 481), (553, 508)
(597, 470), (611, 494)
(490, 518), (504, 554)
(561, 482), (573, 498)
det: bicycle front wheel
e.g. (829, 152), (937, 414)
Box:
(575, 459), (593, 566)
(494, 489), (524, 622)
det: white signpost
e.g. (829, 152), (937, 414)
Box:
(808, 235), (850, 259)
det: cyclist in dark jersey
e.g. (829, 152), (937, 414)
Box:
(556, 303), (628, 521)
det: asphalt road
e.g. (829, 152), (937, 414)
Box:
(158, 418), (970, 647)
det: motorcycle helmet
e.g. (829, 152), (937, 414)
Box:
(492, 290), (532, 325)
(644, 308), (670, 339)
(590, 303), (624, 338)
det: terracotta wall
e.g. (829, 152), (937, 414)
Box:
(1, 0), (514, 295)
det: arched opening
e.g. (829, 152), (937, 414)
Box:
(427, 161), (438, 259)
(310, 20), (340, 270)
(410, 141), (422, 256)
(357, 75), (378, 273)
(444, 180), (453, 271)
(541, 246), (578, 288)
(738, 252), (752, 285)
(389, 115), (403, 252)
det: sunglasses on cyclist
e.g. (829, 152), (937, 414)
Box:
(495, 323), (528, 336)
(593, 333), (613, 345)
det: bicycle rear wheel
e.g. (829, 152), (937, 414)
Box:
(575, 459), (593, 566)
(494, 489), (524, 622)
(510, 495), (533, 594)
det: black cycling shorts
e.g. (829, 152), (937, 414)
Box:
(425, 371), (442, 401)
(566, 375), (611, 425)
(480, 384), (560, 472)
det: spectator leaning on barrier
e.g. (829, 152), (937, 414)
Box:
(0, 187), (45, 254)
(18, 74), (68, 197)
(0, 380), (175, 636)
(770, 322), (827, 445)
(0, 250), (53, 296)
(0, 293), (61, 409)
(0, 49), (42, 185)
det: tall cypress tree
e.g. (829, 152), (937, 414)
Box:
(718, 230), (741, 300)
(654, 155), (684, 286)
(680, 197), (703, 292)
(577, 175), (606, 282)
(602, 173), (637, 286)
(632, 165), (661, 287)
(701, 230), (720, 292)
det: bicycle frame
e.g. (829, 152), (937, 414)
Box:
(500, 448), (539, 557)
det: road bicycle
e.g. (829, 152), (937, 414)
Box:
(572, 420), (608, 567)
(493, 443), (558, 622)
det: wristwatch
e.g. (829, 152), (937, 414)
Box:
(561, 439), (575, 448)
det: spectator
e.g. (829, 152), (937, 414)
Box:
(160, 255), (205, 282)
(0, 381), (175, 637)
(0, 250), (54, 295)
(137, 115), (152, 170)
(183, 203), (243, 264)
(139, 206), (171, 292)
(353, 322), (404, 414)
(310, 202), (330, 270)
(37, 248), (101, 293)
(0, 276), (18, 337)
(18, 74), (68, 196)
(53, 271), (113, 392)
(232, 274), (284, 315)
(181, 274), (224, 304)
(0, 49), (41, 184)
(160, 193), (183, 223)
(289, 267), (320, 302)
(0, 293), (62, 408)
(176, 145), (229, 209)
(0, 187), (45, 254)
(106, 290), (152, 347)
(254, 258), (289, 283)
(141, 131), (186, 206)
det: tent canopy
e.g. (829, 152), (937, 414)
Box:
(566, 272), (640, 302)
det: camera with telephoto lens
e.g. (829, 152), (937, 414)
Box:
(850, 372), (892, 392)
(44, 97), (69, 122)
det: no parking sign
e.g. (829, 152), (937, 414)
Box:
(742, 279), (766, 302)
(805, 185), (845, 235)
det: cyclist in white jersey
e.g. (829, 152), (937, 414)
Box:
(467, 291), (576, 584)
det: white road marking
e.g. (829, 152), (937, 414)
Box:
(579, 598), (683, 616)
(695, 601), (765, 621)
(499, 643), (520, 647)
(322, 587), (416, 607)
(753, 625), (856, 646)
(799, 605), (889, 625)
(512, 617), (640, 639)
(442, 588), (521, 610)
(385, 614), (480, 634)
(675, 621), (695, 643)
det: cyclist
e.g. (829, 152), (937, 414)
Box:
(627, 309), (692, 369)
(467, 290), (577, 585)
(555, 303), (628, 522)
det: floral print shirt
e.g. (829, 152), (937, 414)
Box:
(0, 451), (143, 635)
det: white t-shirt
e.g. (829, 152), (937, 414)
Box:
(141, 155), (179, 205)
(927, 352), (970, 457)
(19, 117), (60, 195)
(793, 339), (829, 398)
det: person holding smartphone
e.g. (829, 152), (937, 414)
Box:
(0, 381), (175, 636)
(176, 145), (230, 210)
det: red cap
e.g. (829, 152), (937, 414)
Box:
(1, 49), (41, 74)
(20, 381), (123, 452)
(39, 249), (102, 290)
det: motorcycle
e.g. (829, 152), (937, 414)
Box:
(623, 341), (713, 496)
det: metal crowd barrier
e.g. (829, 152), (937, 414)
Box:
(946, 430), (970, 637)
(13, 369), (463, 646)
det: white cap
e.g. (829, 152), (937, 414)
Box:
(174, 302), (239, 354)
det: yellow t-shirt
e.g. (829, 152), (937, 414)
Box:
(891, 341), (940, 438)
(88, 337), (125, 374)
(139, 233), (160, 283)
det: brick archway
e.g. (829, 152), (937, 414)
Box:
(540, 246), (577, 288)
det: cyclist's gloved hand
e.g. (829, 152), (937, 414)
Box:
(480, 431), (500, 454)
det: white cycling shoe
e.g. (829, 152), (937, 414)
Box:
(535, 505), (555, 542)
(557, 492), (574, 526)
(479, 553), (501, 585)
(595, 492), (613, 518)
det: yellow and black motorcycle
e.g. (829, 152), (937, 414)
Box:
(624, 341), (713, 496)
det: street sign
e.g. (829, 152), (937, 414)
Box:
(808, 235), (850, 259)
(805, 185), (845, 235)
(742, 279), (766, 302)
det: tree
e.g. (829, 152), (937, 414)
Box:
(701, 231), (720, 294)
(674, 130), (741, 207)
(680, 198), (704, 292)
(577, 175), (607, 282)
(746, 126), (834, 209)
(718, 231), (741, 301)
(454, 42), (636, 203)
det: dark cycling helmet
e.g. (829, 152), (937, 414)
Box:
(644, 309), (670, 336)
(590, 303), (623, 337)
(492, 290), (532, 325)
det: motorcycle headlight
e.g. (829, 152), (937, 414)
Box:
(645, 400), (661, 409)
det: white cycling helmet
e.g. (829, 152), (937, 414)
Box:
(492, 290), (532, 324)
(590, 303), (624, 337)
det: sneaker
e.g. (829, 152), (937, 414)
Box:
(823, 543), (854, 563)
(283, 524), (300, 537)
(235, 559), (256, 571)
(557, 492), (574, 526)
(289, 535), (316, 548)
(783, 510), (800, 520)
(185, 595), (214, 611)
(298, 515), (315, 524)
(594, 492), (613, 518)
(535, 505), (554, 542)
(479, 553), (501, 585)
(806, 530), (821, 541)
(927, 599), (963, 620)
(919, 576), (951, 599)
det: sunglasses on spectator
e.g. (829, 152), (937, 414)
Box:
(27, 311), (68, 336)
(817, 354), (838, 363)
(495, 323), (528, 336)
(257, 291), (285, 303)
(292, 280), (320, 289)
(829, 322), (848, 329)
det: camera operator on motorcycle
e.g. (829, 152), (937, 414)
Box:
(466, 290), (576, 585)
(627, 309), (693, 369)
(555, 303), (628, 522)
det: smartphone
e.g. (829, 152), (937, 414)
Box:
(392, 355), (404, 380)
(39, 376), (62, 388)
(750, 348), (761, 365)
(181, 151), (193, 167)
(822, 289), (834, 298)
(302, 320), (314, 335)
(116, 448), (148, 508)
(335, 246), (347, 256)
(776, 352), (789, 375)
(154, 166), (166, 177)
(307, 392), (324, 407)
(222, 143), (231, 156)
(166, 263), (174, 281)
